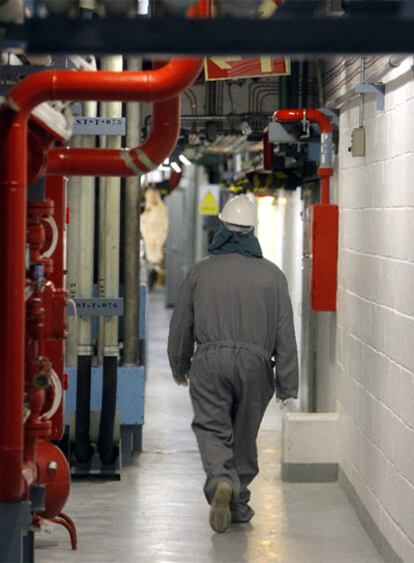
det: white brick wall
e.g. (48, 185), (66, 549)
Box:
(337, 66), (414, 561)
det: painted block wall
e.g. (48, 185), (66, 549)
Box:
(337, 63), (414, 562)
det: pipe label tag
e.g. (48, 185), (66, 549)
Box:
(68, 298), (124, 317)
(73, 117), (126, 136)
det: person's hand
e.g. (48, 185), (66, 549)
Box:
(276, 397), (294, 408)
(173, 373), (189, 387)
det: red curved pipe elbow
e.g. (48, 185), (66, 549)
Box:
(273, 109), (333, 133)
(6, 59), (202, 116)
(4, 0), (209, 115)
(47, 96), (180, 176)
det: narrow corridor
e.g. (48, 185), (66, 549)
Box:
(36, 291), (382, 563)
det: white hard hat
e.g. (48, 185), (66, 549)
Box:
(219, 195), (258, 227)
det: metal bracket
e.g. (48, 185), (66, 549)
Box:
(355, 82), (385, 111)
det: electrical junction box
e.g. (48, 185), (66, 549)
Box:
(310, 204), (339, 311)
(351, 127), (365, 157)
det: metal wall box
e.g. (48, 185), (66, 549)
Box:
(351, 126), (366, 157)
(310, 204), (339, 311)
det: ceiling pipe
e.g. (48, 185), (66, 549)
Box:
(0, 0), (209, 504)
(273, 109), (333, 204)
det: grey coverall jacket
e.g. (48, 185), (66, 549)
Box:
(168, 253), (298, 506)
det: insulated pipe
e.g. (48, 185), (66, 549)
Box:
(66, 137), (82, 367)
(97, 55), (123, 466)
(123, 57), (141, 366)
(0, 0), (208, 504)
(46, 96), (180, 177)
(273, 109), (333, 204)
(74, 101), (97, 463)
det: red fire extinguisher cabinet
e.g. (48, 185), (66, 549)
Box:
(311, 204), (339, 311)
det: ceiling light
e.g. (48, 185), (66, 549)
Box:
(171, 162), (181, 173)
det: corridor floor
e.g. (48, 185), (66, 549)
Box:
(36, 291), (382, 563)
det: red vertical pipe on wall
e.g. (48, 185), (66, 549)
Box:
(320, 175), (330, 205)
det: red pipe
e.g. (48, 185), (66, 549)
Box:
(273, 109), (333, 205)
(0, 111), (28, 502)
(47, 97), (179, 176)
(0, 0), (208, 503)
(273, 109), (332, 134)
(263, 130), (274, 172)
(6, 60), (202, 114)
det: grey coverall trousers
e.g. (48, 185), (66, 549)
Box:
(189, 341), (274, 505)
(168, 253), (299, 509)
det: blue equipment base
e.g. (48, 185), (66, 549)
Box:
(65, 365), (145, 427)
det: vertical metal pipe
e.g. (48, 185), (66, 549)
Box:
(359, 57), (366, 128)
(101, 56), (122, 355)
(124, 56), (142, 366)
(298, 60), (304, 108)
(77, 101), (97, 355)
(74, 100), (97, 463)
(98, 55), (123, 465)
(66, 135), (82, 368)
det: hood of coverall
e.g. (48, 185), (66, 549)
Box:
(208, 224), (263, 258)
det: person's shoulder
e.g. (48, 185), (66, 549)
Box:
(260, 257), (285, 277)
(186, 256), (212, 279)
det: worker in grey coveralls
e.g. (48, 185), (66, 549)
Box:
(168, 194), (299, 533)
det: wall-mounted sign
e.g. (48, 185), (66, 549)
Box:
(204, 56), (291, 81)
(199, 184), (220, 216)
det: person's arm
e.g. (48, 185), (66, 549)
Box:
(274, 274), (299, 400)
(167, 271), (195, 385)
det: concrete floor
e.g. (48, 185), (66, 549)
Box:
(36, 290), (382, 563)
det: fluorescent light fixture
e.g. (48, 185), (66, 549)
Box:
(178, 154), (192, 166)
(171, 162), (181, 173)
(163, 158), (170, 165)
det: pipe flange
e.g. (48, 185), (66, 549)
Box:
(77, 345), (94, 356)
(103, 346), (120, 358)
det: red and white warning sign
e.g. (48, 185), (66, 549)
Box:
(204, 57), (291, 81)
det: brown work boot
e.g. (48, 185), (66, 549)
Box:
(209, 481), (233, 533)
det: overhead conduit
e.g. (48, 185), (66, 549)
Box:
(0, 0), (209, 503)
